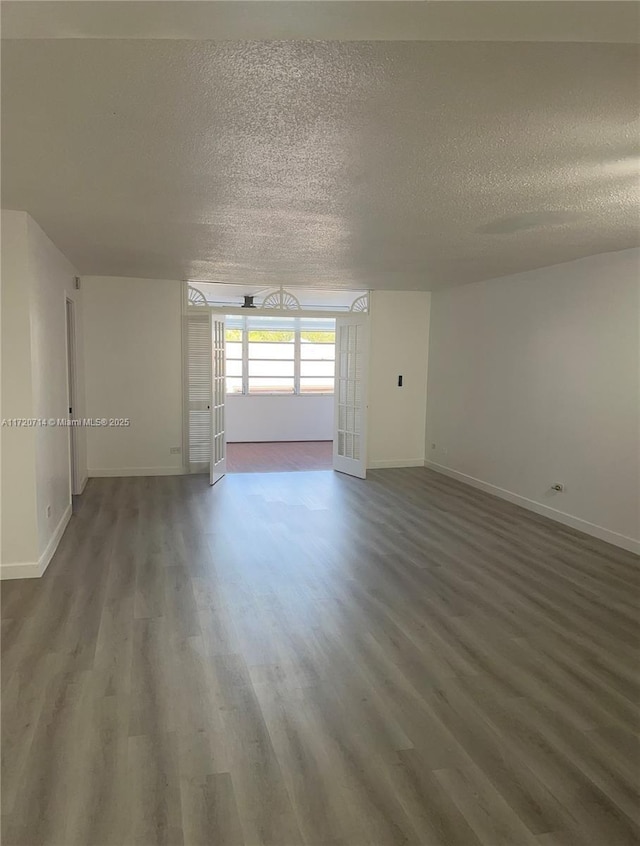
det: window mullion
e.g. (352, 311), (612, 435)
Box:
(242, 316), (249, 395)
(294, 318), (301, 395)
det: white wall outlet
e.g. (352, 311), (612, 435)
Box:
(170, 446), (181, 454)
(46, 505), (52, 518)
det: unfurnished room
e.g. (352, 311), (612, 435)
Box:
(1, 2), (639, 845)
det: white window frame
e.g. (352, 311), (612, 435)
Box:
(226, 315), (336, 397)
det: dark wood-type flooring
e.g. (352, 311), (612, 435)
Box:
(2, 468), (639, 846)
(226, 441), (332, 473)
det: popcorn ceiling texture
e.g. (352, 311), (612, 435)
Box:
(2, 39), (638, 289)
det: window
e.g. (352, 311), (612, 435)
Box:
(225, 327), (243, 395)
(225, 316), (335, 395)
(300, 329), (335, 394)
(248, 326), (295, 394)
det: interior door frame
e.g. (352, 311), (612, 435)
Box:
(65, 296), (80, 497)
(184, 289), (372, 478)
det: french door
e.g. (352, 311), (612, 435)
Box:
(186, 311), (212, 473)
(210, 315), (227, 486)
(333, 314), (369, 479)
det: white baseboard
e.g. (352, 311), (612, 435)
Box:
(228, 438), (333, 444)
(369, 459), (425, 470)
(88, 466), (185, 478)
(39, 504), (73, 575)
(0, 503), (73, 580)
(77, 475), (88, 494)
(0, 561), (43, 580)
(425, 461), (640, 555)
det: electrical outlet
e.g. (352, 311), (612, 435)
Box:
(170, 446), (181, 454)
(46, 505), (51, 518)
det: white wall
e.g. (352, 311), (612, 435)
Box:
(368, 290), (431, 468)
(1, 211), (39, 568)
(82, 282), (430, 473)
(426, 248), (640, 552)
(1, 211), (85, 576)
(83, 276), (184, 476)
(226, 394), (333, 442)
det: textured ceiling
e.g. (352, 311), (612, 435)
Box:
(2, 37), (639, 289)
(3, 1), (639, 43)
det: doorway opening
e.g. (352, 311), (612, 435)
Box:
(185, 283), (370, 482)
(224, 314), (335, 473)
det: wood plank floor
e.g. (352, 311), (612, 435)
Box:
(227, 441), (332, 473)
(2, 468), (639, 846)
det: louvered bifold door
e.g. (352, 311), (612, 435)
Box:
(210, 315), (227, 486)
(333, 315), (369, 479)
(187, 311), (212, 473)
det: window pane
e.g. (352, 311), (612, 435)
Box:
(226, 377), (243, 394)
(300, 343), (336, 362)
(300, 377), (334, 394)
(248, 360), (294, 377)
(300, 331), (335, 344)
(225, 328), (242, 342)
(249, 378), (294, 394)
(301, 360), (335, 378)
(226, 341), (242, 359)
(248, 342), (294, 360)
(248, 330), (294, 343)
(247, 317), (295, 333)
(226, 359), (242, 377)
